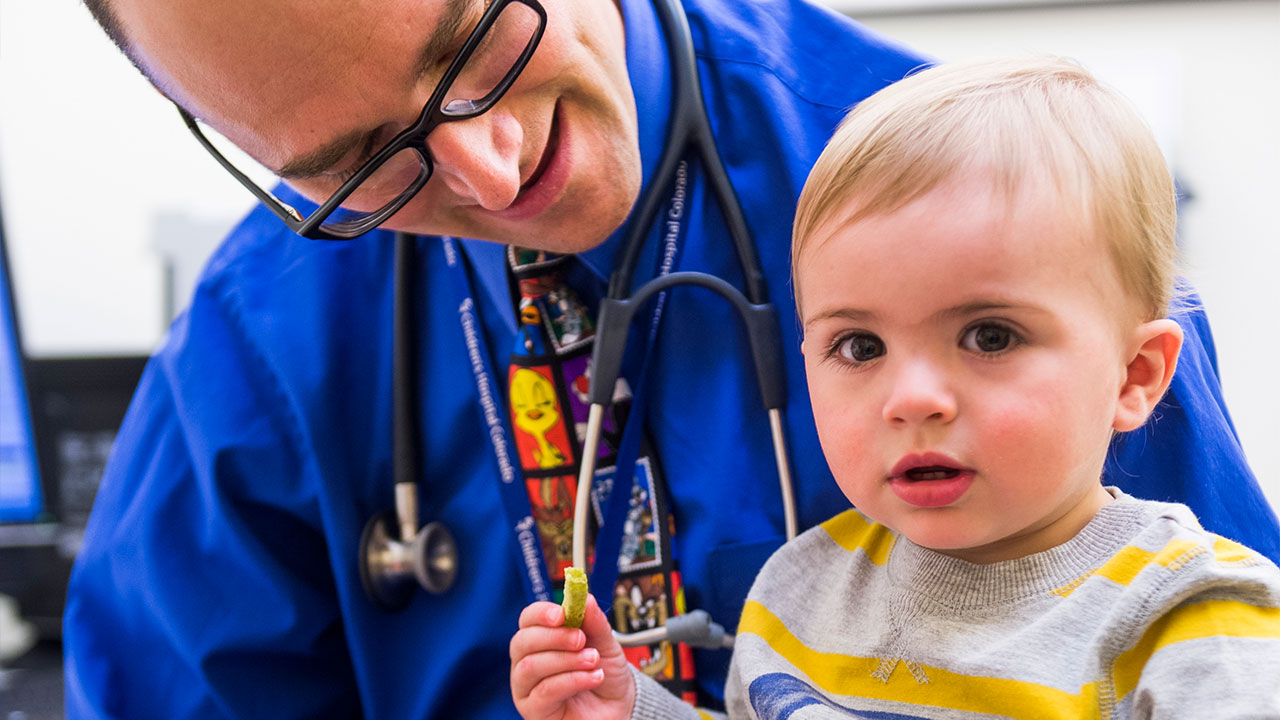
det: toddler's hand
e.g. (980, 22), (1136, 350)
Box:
(510, 594), (635, 720)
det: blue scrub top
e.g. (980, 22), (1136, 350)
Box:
(64, 0), (1279, 717)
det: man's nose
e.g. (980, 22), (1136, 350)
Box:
(882, 358), (958, 427)
(426, 111), (525, 211)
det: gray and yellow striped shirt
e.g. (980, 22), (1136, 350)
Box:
(632, 489), (1280, 719)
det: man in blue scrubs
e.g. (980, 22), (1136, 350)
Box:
(65, 0), (1279, 717)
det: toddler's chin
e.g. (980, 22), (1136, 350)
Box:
(897, 524), (991, 557)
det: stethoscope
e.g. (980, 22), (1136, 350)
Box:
(359, 0), (798, 651)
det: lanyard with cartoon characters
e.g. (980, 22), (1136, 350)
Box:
(445, 159), (700, 702)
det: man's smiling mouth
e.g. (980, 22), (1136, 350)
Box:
(519, 103), (560, 196)
(491, 99), (572, 222)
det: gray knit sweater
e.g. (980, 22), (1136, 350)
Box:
(632, 489), (1280, 719)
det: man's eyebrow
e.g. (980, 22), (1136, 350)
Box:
(276, 128), (371, 179)
(411, 0), (473, 80)
(275, 0), (473, 180)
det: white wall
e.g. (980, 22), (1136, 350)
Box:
(2, 0), (1277, 505)
(0, 0), (257, 355)
(829, 0), (1280, 507)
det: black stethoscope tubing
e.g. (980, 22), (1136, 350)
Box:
(607, 0), (765, 306)
(357, 235), (460, 612)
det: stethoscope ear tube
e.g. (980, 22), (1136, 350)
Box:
(572, 270), (799, 600)
(588, 272), (786, 410)
(359, 0), (796, 619)
(609, 0), (766, 308)
(571, 272), (798, 649)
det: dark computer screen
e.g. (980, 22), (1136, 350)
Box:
(0, 204), (44, 524)
(0, 189), (146, 640)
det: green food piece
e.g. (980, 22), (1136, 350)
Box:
(562, 567), (588, 628)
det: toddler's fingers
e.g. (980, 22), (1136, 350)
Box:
(517, 667), (606, 716)
(518, 601), (566, 629)
(578, 595), (621, 655)
(510, 646), (601, 700)
(510, 623), (586, 664)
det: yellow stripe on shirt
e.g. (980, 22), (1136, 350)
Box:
(820, 510), (896, 566)
(1112, 599), (1280, 700)
(1213, 535), (1261, 565)
(738, 600), (1104, 719)
(1051, 539), (1204, 597)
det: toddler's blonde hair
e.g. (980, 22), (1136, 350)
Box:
(793, 55), (1178, 321)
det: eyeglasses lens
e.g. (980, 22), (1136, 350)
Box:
(440, 2), (541, 116)
(322, 2), (542, 236)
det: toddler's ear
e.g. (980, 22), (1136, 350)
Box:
(1113, 319), (1184, 432)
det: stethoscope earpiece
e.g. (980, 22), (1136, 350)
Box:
(359, 510), (459, 611)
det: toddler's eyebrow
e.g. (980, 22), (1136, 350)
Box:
(803, 299), (1043, 330)
(802, 307), (876, 331)
(935, 300), (1022, 321)
(819, 308), (870, 322)
(932, 300), (1052, 325)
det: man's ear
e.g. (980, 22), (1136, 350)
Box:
(1113, 318), (1184, 432)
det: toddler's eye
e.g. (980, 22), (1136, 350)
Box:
(835, 333), (885, 363)
(961, 323), (1018, 354)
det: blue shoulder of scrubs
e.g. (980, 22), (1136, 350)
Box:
(685, 0), (930, 105)
(64, 189), (380, 718)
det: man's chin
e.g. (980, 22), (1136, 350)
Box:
(388, 209), (627, 254)
(518, 194), (636, 253)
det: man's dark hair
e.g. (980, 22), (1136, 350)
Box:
(82, 0), (149, 79)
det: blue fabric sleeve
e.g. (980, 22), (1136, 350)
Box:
(62, 277), (360, 718)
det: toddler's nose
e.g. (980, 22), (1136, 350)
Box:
(883, 359), (957, 427)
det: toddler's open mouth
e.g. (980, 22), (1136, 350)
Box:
(887, 454), (975, 507)
(902, 466), (962, 482)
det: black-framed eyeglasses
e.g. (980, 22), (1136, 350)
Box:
(178, 0), (546, 240)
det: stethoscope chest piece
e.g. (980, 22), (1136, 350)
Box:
(359, 510), (459, 611)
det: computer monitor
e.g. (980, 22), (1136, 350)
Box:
(0, 182), (63, 641)
(27, 354), (148, 535)
(0, 197), (45, 528)
(0, 190), (148, 638)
